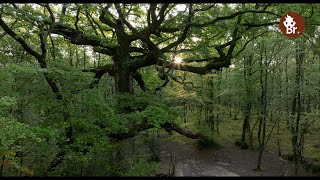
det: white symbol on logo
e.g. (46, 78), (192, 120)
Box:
(283, 14), (297, 34)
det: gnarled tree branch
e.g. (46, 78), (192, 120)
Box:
(50, 22), (115, 51)
(109, 121), (210, 142)
(99, 4), (116, 28)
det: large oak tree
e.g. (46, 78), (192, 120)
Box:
(0, 3), (279, 94)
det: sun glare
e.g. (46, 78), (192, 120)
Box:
(174, 57), (182, 64)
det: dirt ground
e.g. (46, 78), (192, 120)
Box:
(155, 133), (319, 176)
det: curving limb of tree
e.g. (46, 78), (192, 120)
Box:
(42, 3), (279, 94)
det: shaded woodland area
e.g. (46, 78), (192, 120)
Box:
(0, 3), (320, 176)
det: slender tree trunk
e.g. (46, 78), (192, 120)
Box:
(199, 75), (204, 125)
(225, 69), (232, 117)
(216, 114), (220, 134)
(290, 44), (304, 175)
(68, 44), (73, 67)
(83, 46), (86, 69)
(49, 34), (56, 62)
(318, 54), (320, 110)
(249, 118), (259, 150)
(217, 72), (221, 105)
(208, 73), (214, 131)
(277, 61), (283, 157)
(285, 56), (289, 125)
(205, 102), (208, 123)
(257, 50), (263, 168)
(307, 95), (311, 112)
(98, 53), (101, 67)
(256, 45), (268, 171)
(183, 72), (189, 124)
(184, 100), (188, 123)
(277, 115), (281, 156)
(241, 55), (253, 145)
(269, 68), (275, 123)
(75, 47), (79, 69)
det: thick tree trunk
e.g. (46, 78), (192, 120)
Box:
(112, 51), (134, 114)
(114, 63), (133, 94)
(113, 27), (133, 94)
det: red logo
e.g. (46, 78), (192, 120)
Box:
(279, 12), (304, 38)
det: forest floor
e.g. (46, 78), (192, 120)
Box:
(155, 133), (318, 177)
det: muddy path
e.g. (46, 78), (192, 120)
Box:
(155, 134), (317, 176)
